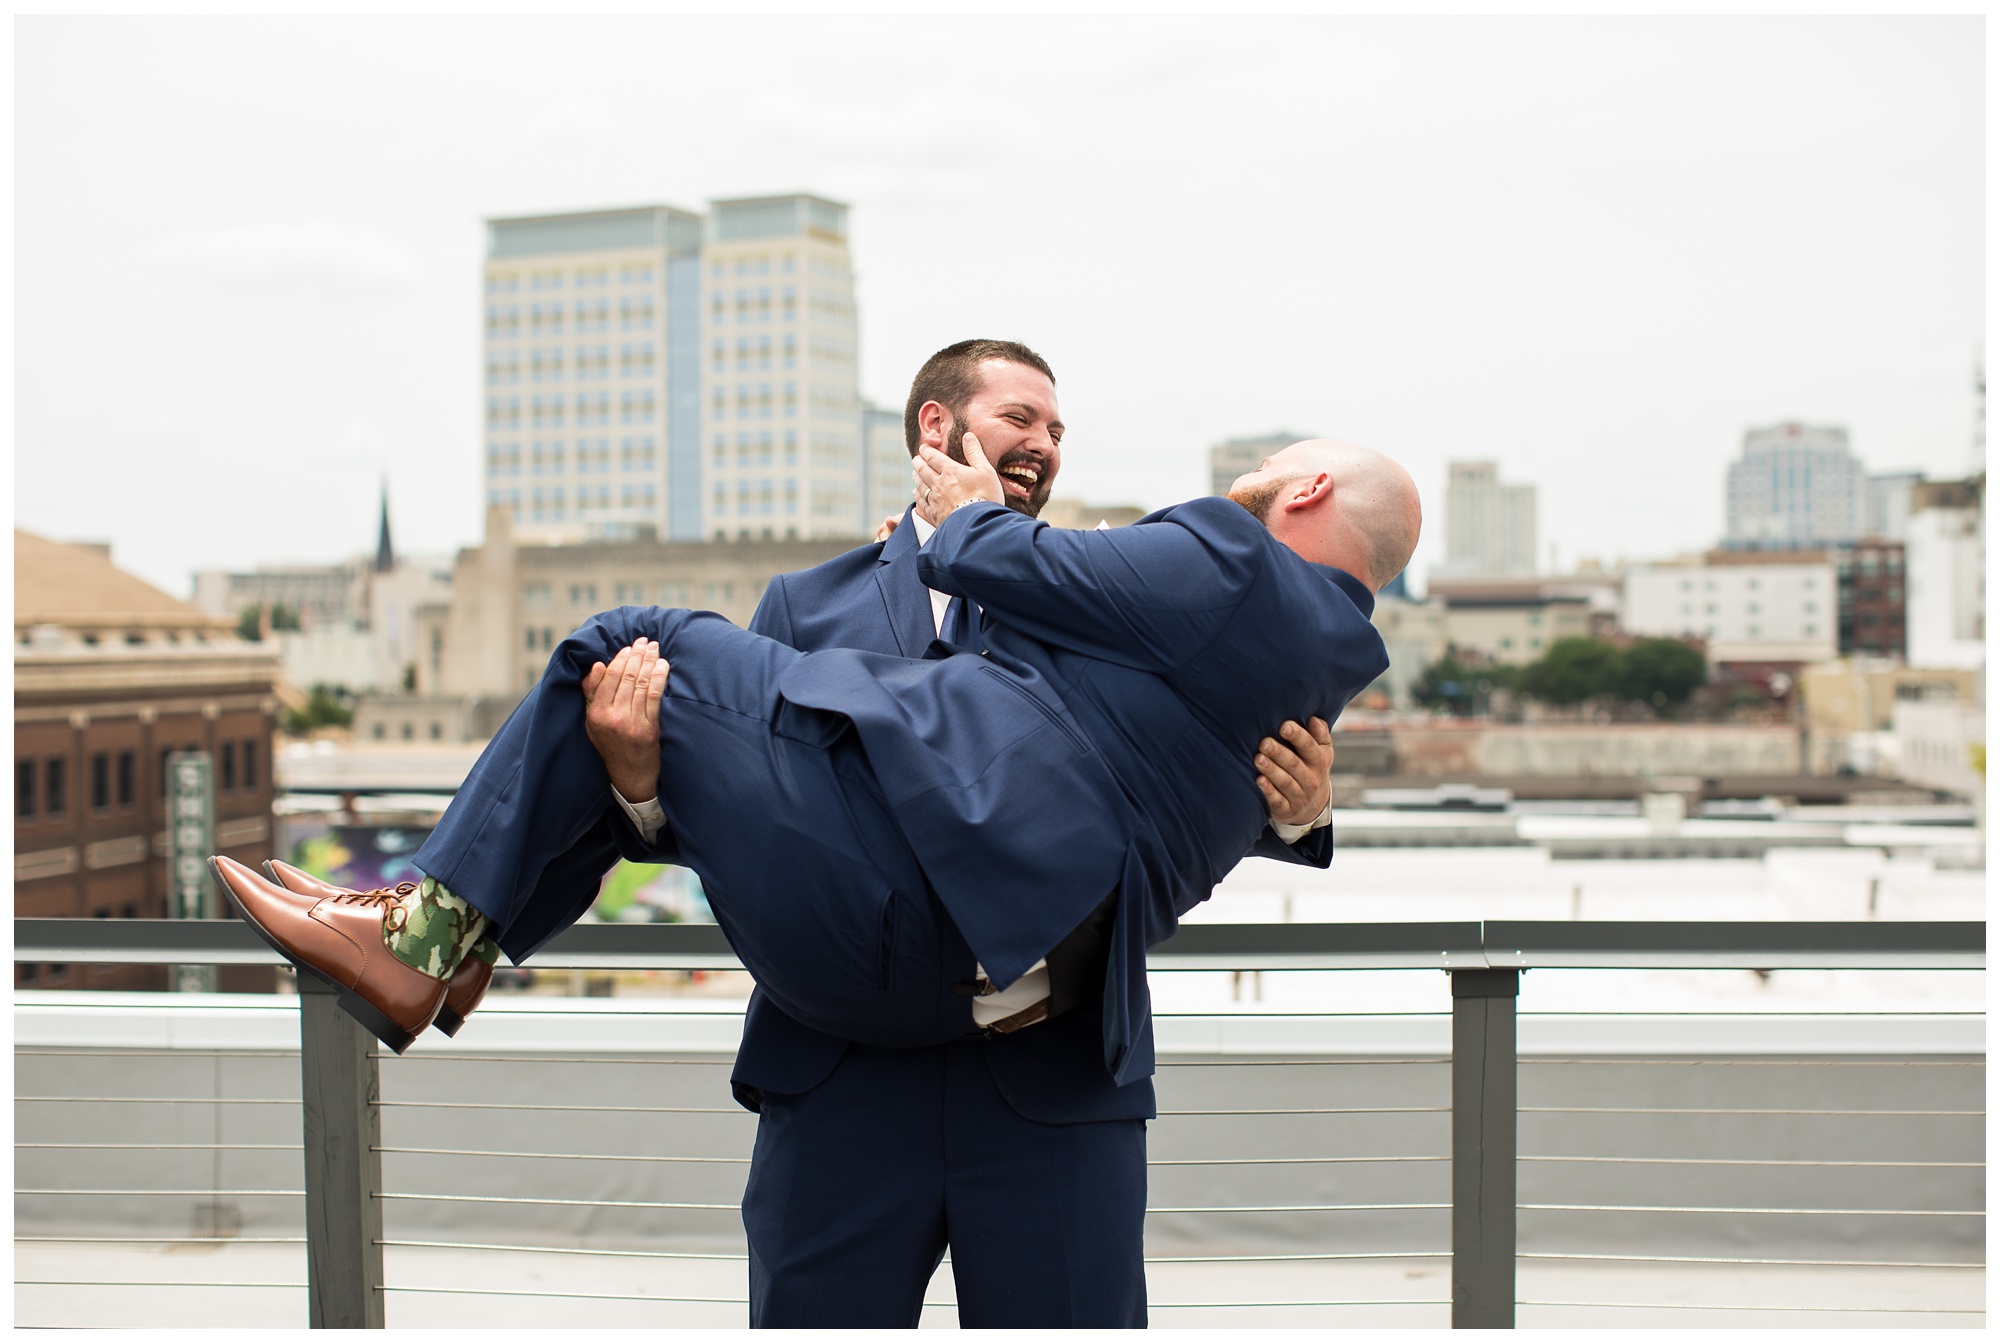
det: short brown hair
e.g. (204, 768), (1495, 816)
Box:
(903, 340), (1056, 454)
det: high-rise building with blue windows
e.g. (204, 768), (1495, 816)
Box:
(481, 195), (864, 545)
(1724, 422), (1866, 551)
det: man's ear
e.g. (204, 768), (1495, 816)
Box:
(917, 400), (951, 448)
(1281, 472), (1334, 512)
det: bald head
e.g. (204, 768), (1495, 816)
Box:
(1226, 439), (1423, 591)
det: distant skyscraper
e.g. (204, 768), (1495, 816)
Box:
(702, 195), (862, 541)
(483, 205), (703, 543)
(1209, 431), (1305, 496)
(1440, 461), (1537, 577)
(480, 195), (865, 546)
(1724, 422), (1865, 550)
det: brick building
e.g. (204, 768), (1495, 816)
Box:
(15, 531), (282, 991)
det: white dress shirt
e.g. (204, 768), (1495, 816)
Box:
(610, 507), (1331, 1028)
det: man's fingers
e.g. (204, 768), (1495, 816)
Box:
(1309, 716), (1333, 747)
(1255, 750), (1307, 805)
(583, 662), (608, 698)
(645, 655), (670, 728)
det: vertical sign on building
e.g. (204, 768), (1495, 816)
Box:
(167, 752), (217, 994)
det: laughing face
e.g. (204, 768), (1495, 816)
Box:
(942, 359), (1063, 517)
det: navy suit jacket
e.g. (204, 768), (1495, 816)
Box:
(729, 502), (1349, 1119)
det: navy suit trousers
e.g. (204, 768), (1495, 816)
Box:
(744, 1037), (1147, 1328)
(415, 607), (970, 1048)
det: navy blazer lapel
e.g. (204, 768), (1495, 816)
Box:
(872, 505), (935, 657)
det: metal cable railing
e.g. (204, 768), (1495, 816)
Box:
(15, 917), (1983, 1328)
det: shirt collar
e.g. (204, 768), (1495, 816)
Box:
(911, 510), (937, 548)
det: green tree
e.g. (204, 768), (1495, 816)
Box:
(1412, 654), (1517, 715)
(1616, 637), (1707, 711)
(236, 603), (300, 641)
(1517, 637), (1622, 706)
(282, 686), (354, 734)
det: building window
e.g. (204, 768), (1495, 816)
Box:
(221, 741), (237, 791)
(429, 722), (443, 741)
(243, 741), (257, 790)
(17, 760), (34, 819)
(117, 750), (135, 807)
(374, 722), (387, 741)
(45, 757), (66, 817)
(90, 752), (110, 810)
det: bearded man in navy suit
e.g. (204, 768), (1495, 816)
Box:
(696, 341), (1342, 1327)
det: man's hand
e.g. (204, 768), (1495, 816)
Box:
(1255, 717), (1334, 828)
(874, 512), (901, 543)
(582, 639), (670, 804)
(913, 432), (1004, 522)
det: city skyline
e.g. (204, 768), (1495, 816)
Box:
(15, 15), (1983, 596)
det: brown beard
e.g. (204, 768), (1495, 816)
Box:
(1228, 475), (1303, 523)
(946, 416), (1051, 518)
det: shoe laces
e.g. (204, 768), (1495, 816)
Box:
(329, 881), (420, 931)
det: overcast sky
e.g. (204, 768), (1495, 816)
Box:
(15, 15), (1984, 597)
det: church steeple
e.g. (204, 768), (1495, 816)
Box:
(374, 478), (396, 573)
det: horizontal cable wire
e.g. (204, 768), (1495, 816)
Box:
(17, 1142), (298, 1152)
(1520, 1155), (1982, 1169)
(1146, 1202), (1451, 1214)
(382, 1247), (1456, 1263)
(376, 1100), (746, 1114)
(381, 1284), (748, 1304)
(1146, 1251), (1450, 1263)
(16, 1188), (303, 1197)
(1518, 1298), (1983, 1315)
(1149, 1155), (1448, 1166)
(15, 1236), (306, 1245)
(383, 1053), (733, 1066)
(14, 1049), (300, 1059)
(1518, 1251), (1985, 1269)
(16, 1280), (304, 1290)
(1158, 1106), (1451, 1117)
(1520, 1202), (1982, 1217)
(382, 1239), (747, 1261)
(381, 1192), (742, 1211)
(382, 1284), (1451, 1310)
(1515, 1010), (1984, 1017)
(1153, 1011), (1449, 1018)
(1521, 1057), (1985, 1067)
(1156, 1058), (1448, 1067)
(376, 1146), (749, 1165)
(15, 1096), (298, 1105)
(1520, 1106), (1981, 1117)
(1147, 1299), (1450, 1308)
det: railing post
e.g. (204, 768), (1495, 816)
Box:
(297, 977), (385, 1328)
(1450, 967), (1519, 1328)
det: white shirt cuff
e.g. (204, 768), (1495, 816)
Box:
(1270, 798), (1334, 845)
(970, 958), (1050, 1026)
(613, 787), (667, 844)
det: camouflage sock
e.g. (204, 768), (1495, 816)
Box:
(381, 877), (490, 981)
(469, 937), (501, 966)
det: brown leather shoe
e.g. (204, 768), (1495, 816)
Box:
(264, 860), (492, 1037)
(209, 855), (447, 1053)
